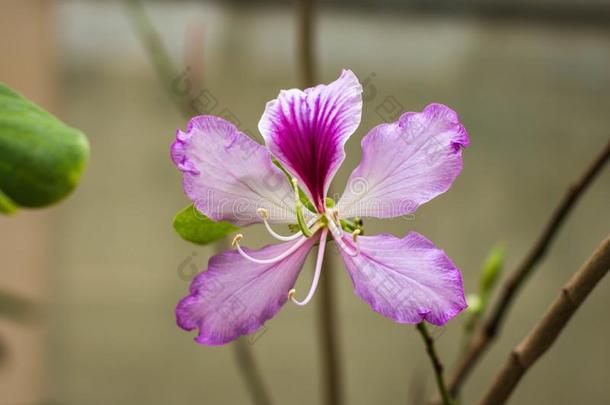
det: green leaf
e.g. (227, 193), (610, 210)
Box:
(0, 188), (17, 214)
(173, 204), (238, 245)
(0, 82), (89, 209)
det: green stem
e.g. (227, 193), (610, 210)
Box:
(416, 323), (454, 405)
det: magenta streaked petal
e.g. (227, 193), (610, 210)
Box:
(177, 236), (317, 345)
(337, 103), (469, 219)
(259, 70), (363, 211)
(337, 232), (466, 325)
(171, 116), (298, 226)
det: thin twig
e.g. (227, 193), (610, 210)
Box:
(478, 236), (610, 405)
(446, 139), (610, 397)
(124, 2), (274, 405)
(124, 0), (197, 117)
(234, 338), (275, 405)
(416, 323), (453, 405)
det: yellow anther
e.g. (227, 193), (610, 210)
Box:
(288, 288), (296, 300)
(331, 209), (340, 224)
(257, 208), (270, 220)
(231, 234), (244, 247)
(352, 229), (361, 242)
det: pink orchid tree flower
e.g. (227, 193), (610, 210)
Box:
(171, 70), (469, 345)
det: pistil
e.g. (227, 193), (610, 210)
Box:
(291, 178), (314, 237)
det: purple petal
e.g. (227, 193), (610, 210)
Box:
(337, 232), (466, 325)
(177, 236), (317, 345)
(171, 116), (298, 226)
(337, 103), (469, 219)
(259, 70), (362, 211)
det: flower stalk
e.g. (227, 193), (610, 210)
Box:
(416, 323), (454, 405)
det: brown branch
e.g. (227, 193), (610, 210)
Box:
(478, 236), (610, 405)
(446, 138), (610, 397)
(124, 3), (274, 405)
(416, 323), (454, 405)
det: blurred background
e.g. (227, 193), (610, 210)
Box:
(1, 0), (609, 404)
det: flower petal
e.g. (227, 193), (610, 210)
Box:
(171, 116), (298, 226)
(337, 103), (468, 219)
(177, 236), (316, 345)
(337, 232), (466, 325)
(259, 70), (362, 211)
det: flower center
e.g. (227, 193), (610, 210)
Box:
(230, 179), (364, 307)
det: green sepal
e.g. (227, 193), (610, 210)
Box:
(288, 224), (301, 234)
(173, 204), (238, 245)
(0, 82), (89, 208)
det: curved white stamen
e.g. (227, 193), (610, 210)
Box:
(233, 234), (310, 264)
(257, 208), (318, 242)
(326, 214), (359, 257)
(289, 228), (329, 306)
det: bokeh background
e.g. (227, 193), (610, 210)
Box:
(1, 1), (609, 404)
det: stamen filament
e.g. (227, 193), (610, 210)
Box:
(326, 214), (359, 257)
(257, 208), (319, 242)
(232, 233), (310, 264)
(289, 228), (329, 306)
